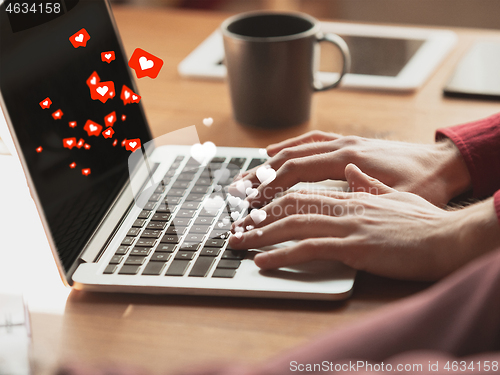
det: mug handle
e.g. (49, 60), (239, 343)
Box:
(313, 32), (351, 92)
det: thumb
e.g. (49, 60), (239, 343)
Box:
(345, 163), (396, 195)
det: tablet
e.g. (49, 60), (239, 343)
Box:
(178, 22), (457, 91)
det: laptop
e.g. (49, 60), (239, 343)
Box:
(0, 0), (355, 300)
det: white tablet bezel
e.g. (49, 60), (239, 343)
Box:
(178, 22), (457, 91)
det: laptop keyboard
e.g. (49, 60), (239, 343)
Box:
(103, 155), (266, 278)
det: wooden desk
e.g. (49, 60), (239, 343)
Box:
(27, 6), (500, 375)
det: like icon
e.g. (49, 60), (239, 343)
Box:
(91, 81), (115, 103)
(128, 48), (163, 79)
(83, 120), (103, 137)
(120, 85), (141, 105)
(70, 28), (90, 48)
(52, 109), (63, 120)
(102, 127), (115, 139)
(101, 51), (115, 63)
(125, 138), (141, 152)
(39, 97), (52, 109)
(104, 111), (116, 126)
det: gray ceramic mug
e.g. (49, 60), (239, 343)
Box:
(221, 12), (350, 129)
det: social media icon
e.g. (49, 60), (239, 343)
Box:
(86, 71), (100, 88)
(121, 115), (126, 121)
(52, 109), (63, 120)
(125, 138), (141, 152)
(102, 127), (115, 139)
(76, 138), (85, 149)
(70, 162), (77, 169)
(63, 137), (77, 149)
(69, 121), (77, 128)
(113, 139), (118, 147)
(104, 111), (116, 126)
(83, 120), (103, 137)
(128, 48), (164, 79)
(91, 81), (115, 103)
(70, 28), (90, 48)
(82, 168), (91, 176)
(39, 97), (52, 109)
(36, 146), (43, 153)
(121, 139), (127, 147)
(84, 143), (91, 150)
(101, 51), (115, 63)
(131, 94), (141, 103)
(120, 85), (138, 105)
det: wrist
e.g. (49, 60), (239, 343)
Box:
(434, 139), (472, 202)
(453, 198), (500, 265)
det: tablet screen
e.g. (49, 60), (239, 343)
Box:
(338, 35), (424, 77)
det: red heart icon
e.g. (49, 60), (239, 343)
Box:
(82, 168), (91, 176)
(84, 143), (91, 150)
(101, 51), (115, 63)
(76, 138), (85, 149)
(128, 48), (164, 79)
(36, 146), (43, 153)
(70, 28), (90, 48)
(104, 111), (116, 126)
(52, 109), (63, 120)
(120, 85), (140, 105)
(125, 138), (141, 152)
(83, 120), (103, 136)
(121, 115), (126, 121)
(86, 71), (100, 88)
(113, 139), (118, 147)
(39, 97), (52, 109)
(91, 81), (115, 103)
(69, 162), (76, 169)
(69, 121), (77, 128)
(63, 137), (77, 149)
(102, 127), (115, 139)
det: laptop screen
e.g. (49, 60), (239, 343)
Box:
(0, 0), (153, 273)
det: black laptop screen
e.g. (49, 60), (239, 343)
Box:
(0, 0), (152, 273)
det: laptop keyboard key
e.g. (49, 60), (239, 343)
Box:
(141, 229), (162, 238)
(181, 201), (201, 210)
(217, 259), (241, 269)
(103, 265), (117, 274)
(115, 246), (129, 255)
(133, 219), (146, 227)
(152, 213), (171, 221)
(138, 210), (152, 219)
(189, 225), (210, 234)
(142, 261), (167, 276)
(119, 265), (141, 275)
(185, 234), (205, 243)
(247, 158), (267, 171)
(130, 248), (151, 256)
(160, 234), (181, 244)
(222, 249), (247, 260)
(166, 226), (186, 235)
(167, 189), (187, 197)
(136, 238), (156, 247)
(125, 256), (147, 265)
(109, 255), (124, 264)
(172, 218), (191, 227)
(146, 221), (168, 230)
(189, 257), (215, 277)
(127, 228), (141, 237)
(175, 251), (196, 260)
(228, 157), (246, 169)
(144, 202), (156, 210)
(204, 239), (225, 248)
(177, 209), (197, 218)
(200, 248), (221, 257)
(148, 193), (162, 202)
(179, 242), (201, 251)
(121, 237), (135, 246)
(150, 253), (171, 262)
(194, 217), (214, 225)
(212, 268), (236, 278)
(156, 244), (177, 253)
(166, 260), (190, 276)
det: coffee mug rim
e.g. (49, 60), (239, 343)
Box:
(221, 11), (321, 43)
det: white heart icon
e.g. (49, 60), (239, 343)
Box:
(75, 34), (84, 43)
(238, 200), (249, 210)
(89, 124), (98, 132)
(259, 148), (268, 156)
(66, 140), (73, 146)
(229, 179), (251, 198)
(235, 226), (244, 233)
(139, 56), (154, 70)
(231, 211), (240, 221)
(96, 86), (108, 96)
(213, 168), (230, 183)
(203, 118), (213, 127)
(190, 141), (217, 164)
(205, 195), (225, 209)
(107, 116), (114, 123)
(43, 100), (48, 106)
(90, 77), (96, 85)
(257, 230), (263, 236)
(256, 165), (277, 185)
(132, 95), (138, 100)
(250, 209), (267, 225)
(124, 91), (130, 99)
(222, 217), (230, 225)
(234, 232), (243, 239)
(246, 225), (254, 231)
(228, 195), (241, 208)
(245, 187), (258, 198)
(129, 141), (137, 148)
(105, 53), (112, 59)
